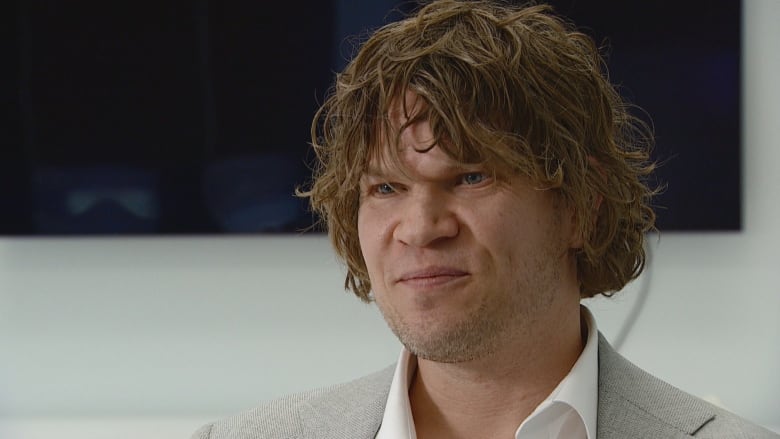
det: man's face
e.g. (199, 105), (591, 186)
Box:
(357, 98), (582, 363)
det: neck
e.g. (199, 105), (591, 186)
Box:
(409, 304), (584, 439)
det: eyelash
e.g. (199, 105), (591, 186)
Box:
(373, 183), (396, 195)
(458, 172), (488, 186)
(366, 172), (491, 197)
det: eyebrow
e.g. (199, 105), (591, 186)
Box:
(359, 169), (400, 186)
(362, 166), (402, 176)
(360, 162), (483, 181)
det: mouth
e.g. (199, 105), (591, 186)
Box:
(396, 267), (470, 288)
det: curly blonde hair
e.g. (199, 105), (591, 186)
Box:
(303, 0), (657, 301)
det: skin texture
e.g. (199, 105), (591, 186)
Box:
(357, 94), (586, 438)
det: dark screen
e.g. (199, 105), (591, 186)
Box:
(1, 1), (740, 234)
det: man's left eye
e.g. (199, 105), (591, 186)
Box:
(459, 172), (488, 185)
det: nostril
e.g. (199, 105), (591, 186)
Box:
(393, 207), (459, 248)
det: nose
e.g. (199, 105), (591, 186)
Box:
(392, 190), (459, 247)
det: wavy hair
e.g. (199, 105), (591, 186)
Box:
(302, 0), (657, 301)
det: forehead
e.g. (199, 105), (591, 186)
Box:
(386, 89), (426, 125)
(366, 91), (454, 164)
(363, 146), (472, 179)
(362, 89), (511, 182)
(365, 120), (468, 180)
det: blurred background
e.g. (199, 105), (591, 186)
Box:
(1, 0), (778, 437)
(2, 0), (742, 235)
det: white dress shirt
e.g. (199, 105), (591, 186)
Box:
(376, 306), (598, 439)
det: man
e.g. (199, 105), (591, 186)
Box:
(194, 1), (777, 438)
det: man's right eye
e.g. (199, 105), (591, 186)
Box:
(374, 183), (396, 195)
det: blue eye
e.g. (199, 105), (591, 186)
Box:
(375, 183), (396, 195)
(460, 172), (487, 185)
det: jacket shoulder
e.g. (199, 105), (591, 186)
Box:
(191, 366), (394, 439)
(694, 407), (779, 439)
(598, 334), (778, 438)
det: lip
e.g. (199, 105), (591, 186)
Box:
(396, 266), (470, 288)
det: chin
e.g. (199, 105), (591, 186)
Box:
(397, 321), (500, 364)
(407, 338), (494, 363)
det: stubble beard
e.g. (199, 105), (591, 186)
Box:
(376, 275), (557, 364)
(380, 297), (508, 363)
(373, 202), (570, 364)
(375, 249), (563, 364)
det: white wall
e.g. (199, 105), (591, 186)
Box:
(1, 1), (778, 437)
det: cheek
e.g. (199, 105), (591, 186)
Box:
(478, 208), (540, 266)
(357, 207), (384, 271)
(356, 211), (371, 261)
(471, 206), (515, 248)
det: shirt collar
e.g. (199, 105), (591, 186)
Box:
(376, 345), (418, 439)
(376, 305), (598, 439)
(543, 305), (599, 438)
